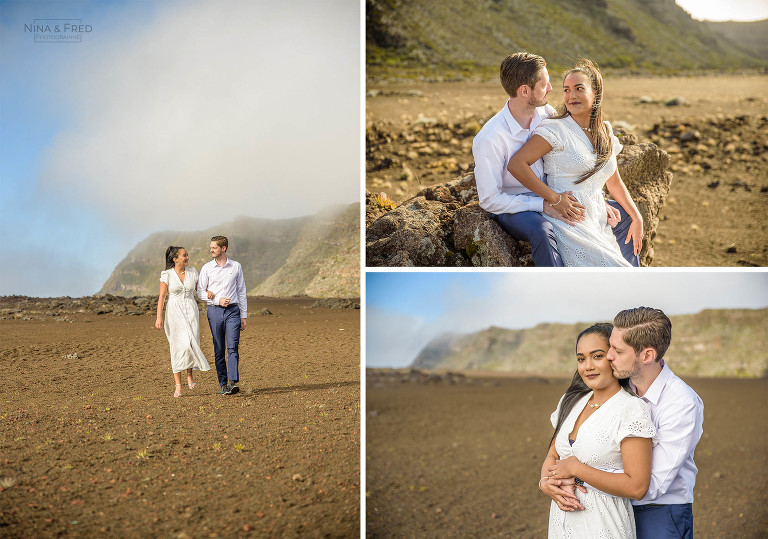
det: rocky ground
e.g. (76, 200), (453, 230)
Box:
(366, 369), (768, 538)
(0, 297), (360, 538)
(366, 74), (768, 266)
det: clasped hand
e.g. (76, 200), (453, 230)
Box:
(547, 456), (580, 480)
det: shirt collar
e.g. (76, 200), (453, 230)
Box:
(634, 359), (672, 405)
(213, 258), (231, 268)
(502, 100), (524, 135)
(502, 100), (550, 136)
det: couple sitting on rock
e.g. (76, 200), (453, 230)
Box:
(473, 52), (643, 266)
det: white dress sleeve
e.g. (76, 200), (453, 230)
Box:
(159, 270), (170, 285)
(550, 394), (566, 428)
(604, 121), (623, 157)
(533, 120), (565, 153)
(615, 397), (657, 446)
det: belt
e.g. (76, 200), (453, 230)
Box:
(210, 303), (238, 308)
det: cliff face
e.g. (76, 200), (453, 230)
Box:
(411, 308), (768, 378)
(99, 203), (360, 298)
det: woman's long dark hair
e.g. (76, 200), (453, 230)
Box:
(553, 58), (613, 185)
(165, 246), (183, 270)
(549, 322), (632, 446)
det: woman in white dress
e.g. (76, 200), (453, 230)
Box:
(540, 323), (656, 538)
(154, 246), (210, 397)
(508, 59), (644, 266)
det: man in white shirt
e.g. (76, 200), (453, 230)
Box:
(472, 52), (639, 266)
(197, 235), (248, 395)
(608, 307), (704, 539)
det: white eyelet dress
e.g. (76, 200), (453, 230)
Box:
(534, 117), (632, 267)
(160, 267), (211, 373)
(548, 389), (657, 538)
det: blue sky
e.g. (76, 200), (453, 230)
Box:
(366, 271), (768, 368)
(675, 0), (768, 21)
(0, 0), (359, 296)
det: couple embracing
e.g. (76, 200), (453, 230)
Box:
(473, 52), (643, 266)
(154, 236), (247, 397)
(542, 307), (704, 538)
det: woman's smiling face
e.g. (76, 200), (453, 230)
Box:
(576, 332), (617, 391)
(563, 71), (595, 117)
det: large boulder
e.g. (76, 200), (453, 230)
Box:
(366, 139), (672, 267)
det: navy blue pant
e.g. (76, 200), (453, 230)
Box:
(634, 503), (693, 539)
(492, 200), (640, 267)
(206, 304), (241, 387)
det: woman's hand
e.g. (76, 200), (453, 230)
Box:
(606, 203), (621, 228)
(207, 290), (215, 300)
(548, 456), (581, 480)
(549, 192), (586, 222)
(155, 317), (163, 330)
(625, 216), (644, 256)
(541, 477), (585, 512)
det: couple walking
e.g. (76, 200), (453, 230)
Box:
(542, 307), (704, 538)
(154, 236), (247, 397)
(473, 52), (643, 266)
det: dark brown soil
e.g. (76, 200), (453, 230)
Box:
(366, 370), (768, 538)
(0, 297), (360, 538)
(366, 75), (768, 267)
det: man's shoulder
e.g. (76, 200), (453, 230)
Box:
(200, 259), (216, 271)
(659, 369), (703, 410)
(474, 107), (508, 142)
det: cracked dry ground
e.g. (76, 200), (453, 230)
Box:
(0, 297), (360, 537)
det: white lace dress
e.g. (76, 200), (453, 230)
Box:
(534, 117), (631, 266)
(548, 389), (657, 538)
(160, 268), (210, 373)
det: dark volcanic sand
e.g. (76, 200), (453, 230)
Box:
(366, 371), (768, 538)
(0, 297), (360, 538)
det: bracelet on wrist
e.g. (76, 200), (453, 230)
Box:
(548, 193), (562, 207)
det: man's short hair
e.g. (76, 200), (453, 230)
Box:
(500, 52), (547, 98)
(211, 235), (228, 249)
(613, 307), (672, 360)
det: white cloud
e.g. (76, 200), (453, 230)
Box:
(366, 306), (435, 368)
(38, 0), (359, 232)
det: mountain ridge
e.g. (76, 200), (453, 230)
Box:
(99, 203), (360, 298)
(411, 308), (768, 378)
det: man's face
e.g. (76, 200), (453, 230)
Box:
(210, 241), (225, 258)
(528, 67), (552, 107)
(607, 328), (641, 379)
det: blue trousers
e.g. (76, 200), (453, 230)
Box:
(491, 200), (640, 267)
(633, 503), (693, 539)
(206, 304), (241, 387)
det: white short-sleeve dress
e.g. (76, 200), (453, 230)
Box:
(548, 388), (657, 538)
(533, 116), (631, 266)
(160, 268), (210, 373)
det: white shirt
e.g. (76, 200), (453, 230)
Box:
(472, 101), (556, 215)
(196, 258), (248, 318)
(630, 361), (704, 505)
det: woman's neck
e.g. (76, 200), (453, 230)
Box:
(570, 112), (591, 129)
(591, 383), (621, 402)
